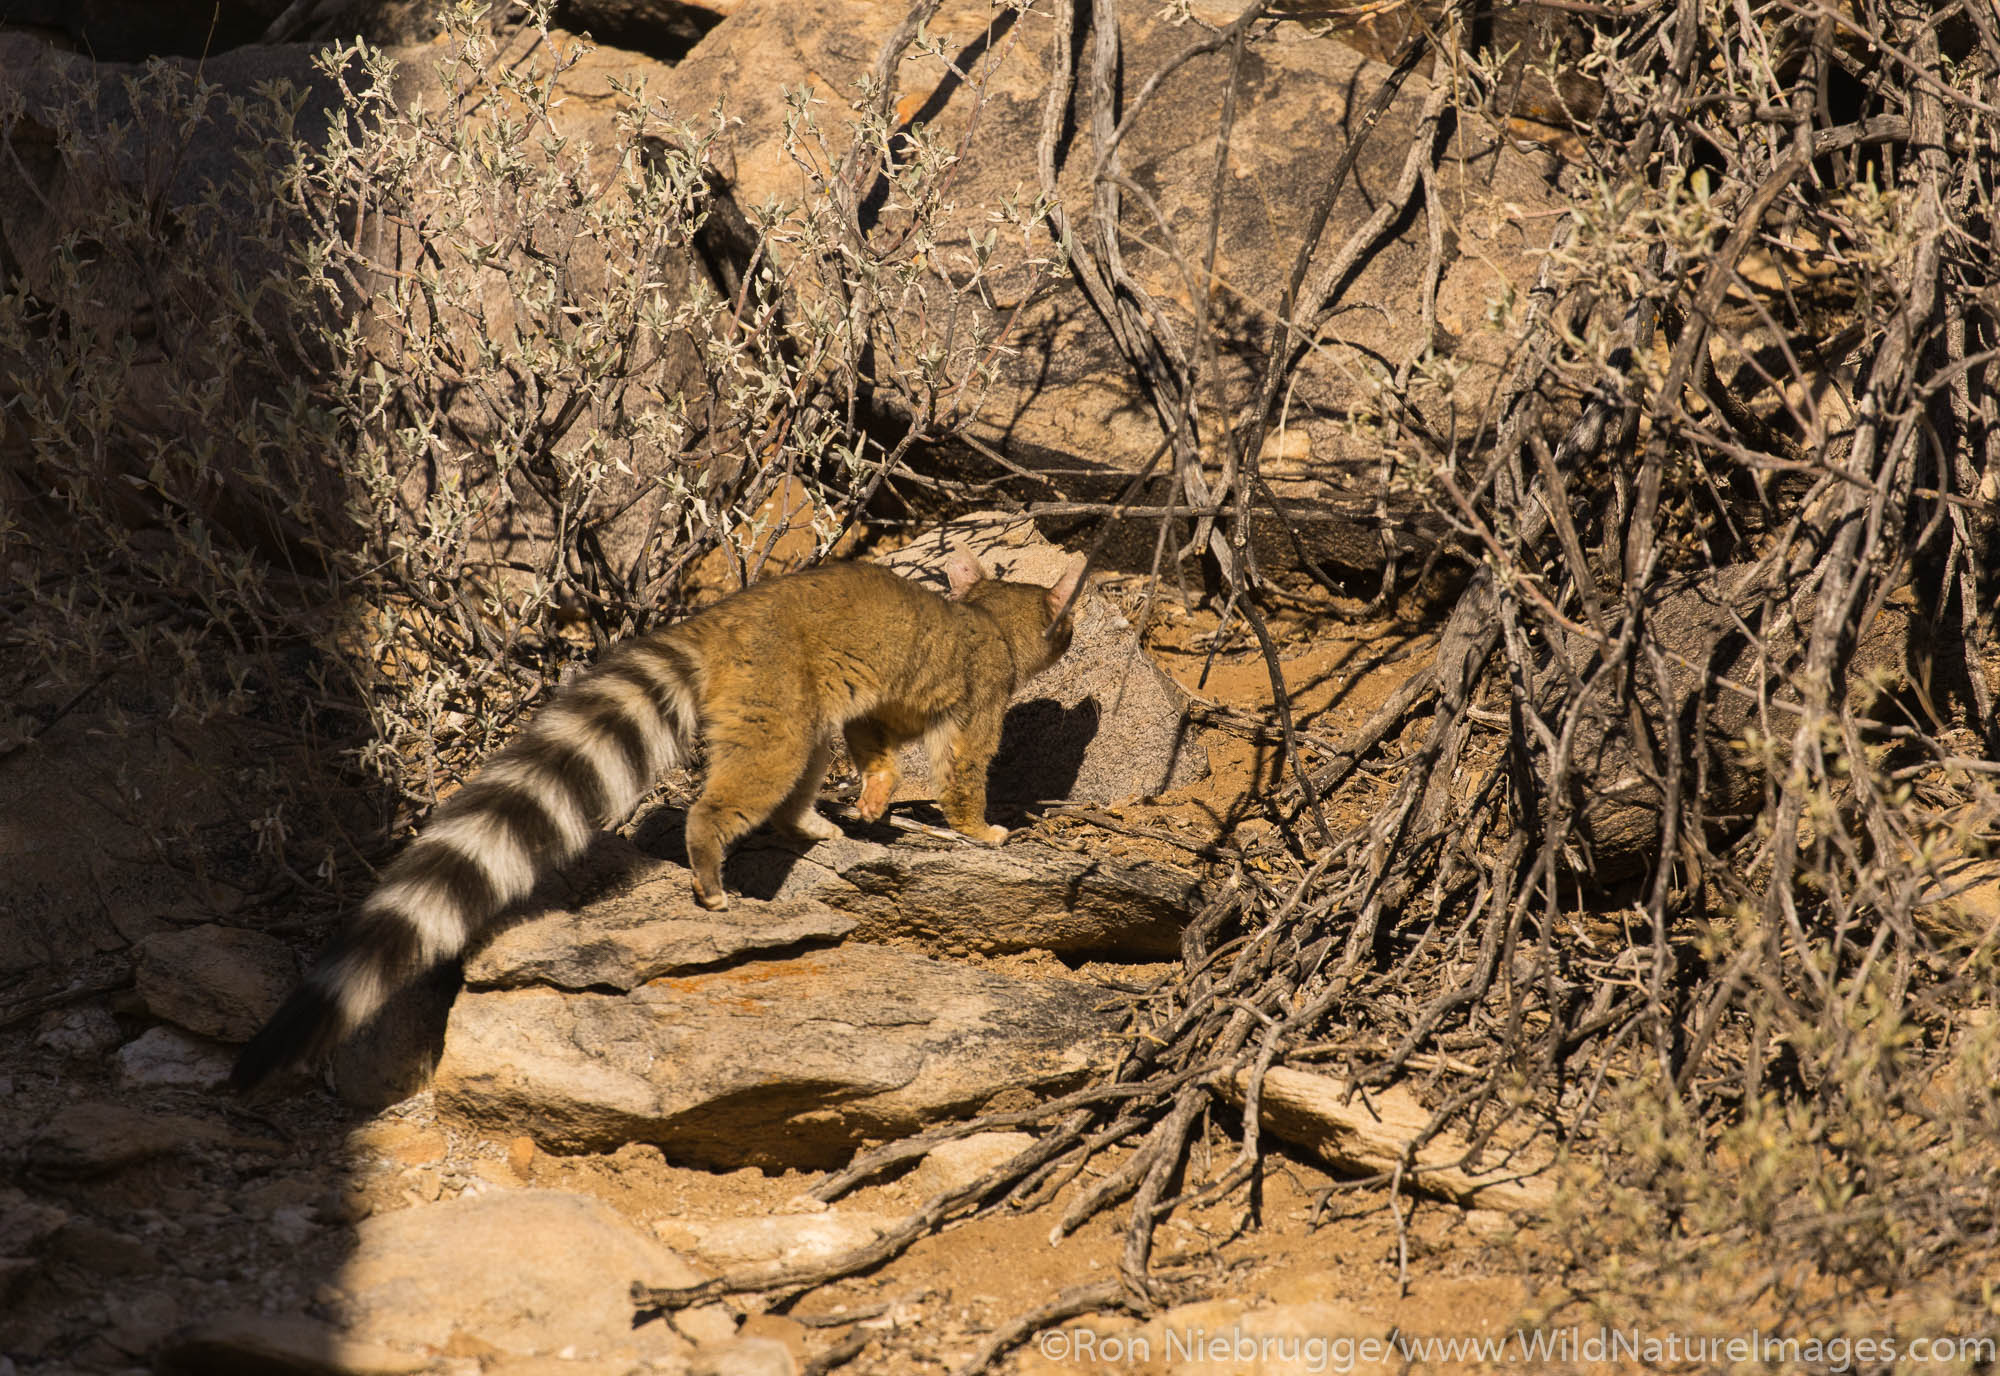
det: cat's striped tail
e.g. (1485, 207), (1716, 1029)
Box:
(230, 634), (701, 1093)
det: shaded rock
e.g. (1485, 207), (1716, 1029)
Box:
(466, 886), (855, 992)
(651, 0), (1568, 575)
(0, 1), (289, 62)
(558, 0), (735, 59)
(734, 830), (1198, 958)
(1555, 568), (1913, 885)
(240, 1175), (326, 1218)
(266, 1204), (320, 1247)
(433, 947), (1115, 1164)
(113, 1025), (233, 1089)
(103, 1288), (182, 1358)
(135, 922), (296, 1041)
(46, 1220), (158, 1274)
(25, 1102), (283, 1176)
(157, 1313), (441, 1376)
(878, 513), (1206, 805)
(32, 1006), (122, 1059)
(910, 1131), (1037, 1197)
(331, 962), (463, 1113)
(655, 1211), (897, 1270)
(0, 1189), (70, 1257)
(0, 34), (360, 282)
(0, 0), (444, 60)
(0, 1256), (32, 1308)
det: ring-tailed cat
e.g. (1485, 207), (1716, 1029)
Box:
(229, 552), (1084, 1093)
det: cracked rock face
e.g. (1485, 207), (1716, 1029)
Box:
(433, 945), (1116, 1164)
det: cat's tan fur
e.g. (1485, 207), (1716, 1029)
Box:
(672, 555), (1081, 904)
(231, 553), (1083, 1091)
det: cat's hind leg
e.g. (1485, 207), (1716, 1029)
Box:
(771, 737), (840, 841)
(687, 731), (819, 910)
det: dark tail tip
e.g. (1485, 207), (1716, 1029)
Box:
(230, 983), (341, 1095)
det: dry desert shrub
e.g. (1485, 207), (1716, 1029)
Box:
(0, 2), (1025, 895)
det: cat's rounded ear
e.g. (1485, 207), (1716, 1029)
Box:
(1045, 554), (1085, 617)
(943, 549), (989, 599)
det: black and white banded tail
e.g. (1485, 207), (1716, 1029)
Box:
(230, 637), (701, 1092)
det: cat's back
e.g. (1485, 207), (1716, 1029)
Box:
(679, 561), (995, 729)
(681, 563), (989, 698)
(683, 562), (946, 654)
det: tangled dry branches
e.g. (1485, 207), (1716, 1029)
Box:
(638, 0), (2000, 1356)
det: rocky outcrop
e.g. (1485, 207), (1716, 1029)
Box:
(641, 0), (1571, 574)
(317, 515), (1207, 1118)
(326, 518), (1207, 1113)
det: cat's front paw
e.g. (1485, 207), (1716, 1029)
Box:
(856, 771), (897, 822)
(963, 823), (1008, 846)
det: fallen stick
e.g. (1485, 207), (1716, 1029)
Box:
(1226, 1067), (1556, 1212)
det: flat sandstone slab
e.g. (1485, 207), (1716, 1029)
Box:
(746, 829), (1196, 957)
(464, 883), (856, 991)
(433, 946), (1115, 1165)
